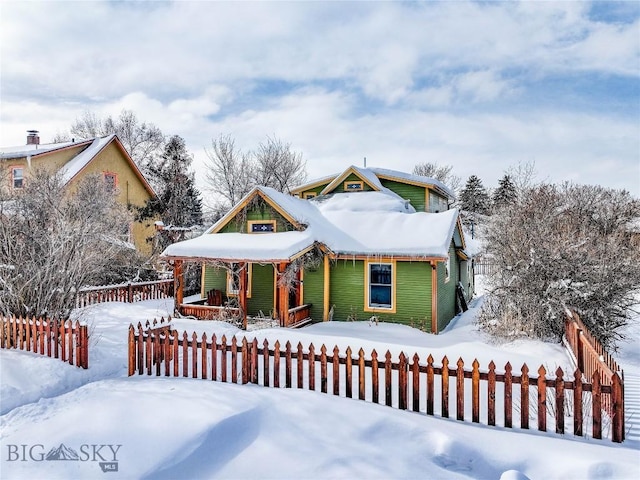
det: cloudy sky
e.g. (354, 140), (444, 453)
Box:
(1, 1), (639, 196)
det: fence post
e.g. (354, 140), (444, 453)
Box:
(309, 344), (316, 392)
(592, 371), (602, 440)
(488, 361), (496, 426)
(504, 362), (512, 428)
(441, 356), (449, 418)
(555, 367), (565, 434)
(285, 341), (292, 389)
(612, 373), (624, 443)
(399, 352), (407, 410)
(573, 369), (583, 437)
(345, 346), (353, 398)
(297, 342), (304, 389)
(232, 337), (238, 384)
(251, 338), (258, 385)
(412, 353), (421, 413)
(472, 359), (480, 423)
(264, 339), (271, 388)
(521, 364), (529, 429)
(241, 337), (248, 384)
(385, 351), (393, 407)
(274, 340), (281, 388)
(537, 365), (547, 432)
(332, 346), (340, 395)
(371, 349), (379, 404)
(320, 345), (328, 394)
(128, 282), (133, 303)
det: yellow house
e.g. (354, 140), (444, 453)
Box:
(1, 131), (157, 255)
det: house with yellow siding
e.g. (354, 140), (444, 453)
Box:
(1, 131), (157, 255)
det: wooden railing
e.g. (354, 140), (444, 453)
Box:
(76, 279), (174, 308)
(178, 303), (241, 321)
(1, 315), (89, 369)
(286, 304), (312, 327)
(128, 322), (625, 443)
(564, 310), (624, 440)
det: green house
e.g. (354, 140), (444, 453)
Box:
(162, 166), (474, 332)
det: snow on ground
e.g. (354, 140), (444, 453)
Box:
(1, 281), (639, 479)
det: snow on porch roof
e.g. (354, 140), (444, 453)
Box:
(161, 230), (318, 263)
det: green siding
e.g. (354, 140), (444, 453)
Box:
(330, 260), (365, 320)
(203, 264), (226, 295)
(219, 203), (297, 233)
(302, 266), (325, 320)
(247, 264), (274, 317)
(301, 184), (328, 198)
(328, 259), (432, 328)
(379, 179), (427, 212)
(437, 242), (459, 331)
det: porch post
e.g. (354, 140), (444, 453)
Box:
(277, 262), (289, 327)
(238, 262), (248, 331)
(323, 255), (330, 321)
(174, 260), (184, 315)
(431, 261), (438, 334)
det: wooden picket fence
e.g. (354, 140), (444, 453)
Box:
(564, 310), (624, 436)
(128, 319), (625, 443)
(76, 279), (174, 308)
(1, 315), (89, 369)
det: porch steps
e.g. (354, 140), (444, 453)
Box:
(288, 317), (313, 329)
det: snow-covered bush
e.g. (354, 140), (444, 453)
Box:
(478, 183), (640, 348)
(0, 169), (146, 318)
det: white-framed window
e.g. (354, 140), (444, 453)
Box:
(12, 167), (24, 189)
(366, 261), (394, 311)
(445, 255), (451, 283)
(226, 263), (252, 297)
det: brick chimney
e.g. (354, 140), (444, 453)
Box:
(26, 130), (40, 145)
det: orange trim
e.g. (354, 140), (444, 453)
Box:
(10, 166), (24, 189)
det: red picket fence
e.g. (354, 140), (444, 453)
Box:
(1, 315), (89, 369)
(128, 321), (625, 443)
(564, 310), (624, 439)
(76, 279), (174, 308)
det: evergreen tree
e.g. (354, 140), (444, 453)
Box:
(492, 174), (517, 210)
(459, 175), (490, 215)
(139, 135), (203, 229)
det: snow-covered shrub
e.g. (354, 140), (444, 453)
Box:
(0, 169), (145, 318)
(478, 183), (640, 348)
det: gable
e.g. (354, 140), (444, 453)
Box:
(209, 188), (305, 234)
(320, 166), (382, 195)
(65, 140), (154, 207)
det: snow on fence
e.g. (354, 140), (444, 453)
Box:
(474, 262), (495, 276)
(128, 319), (625, 443)
(76, 279), (174, 308)
(1, 315), (89, 369)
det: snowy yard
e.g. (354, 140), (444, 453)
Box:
(1, 281), (639, 479)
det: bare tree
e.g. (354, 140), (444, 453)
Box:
(413, 161), (461, 194)
(205, 135), (307, 213)
(0, 169), (143, 318)
(204, 135), (254, 208)
(55, 109), (165, 169)
(478, 182), (640, 348)
(253, 136), (307, 193)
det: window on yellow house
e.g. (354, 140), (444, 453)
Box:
(12, 167), (24, 189)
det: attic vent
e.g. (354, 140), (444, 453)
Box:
(27, 130), (40, 145)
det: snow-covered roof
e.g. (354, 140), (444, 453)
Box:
(292, 165), (456, 201)
(60, 135), (116, 184)
(0, 139), (89, 159)
(164, 185), (463, 262)
(370, 167), (456, 200)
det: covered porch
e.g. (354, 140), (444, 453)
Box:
(162, 233), (324, 330)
